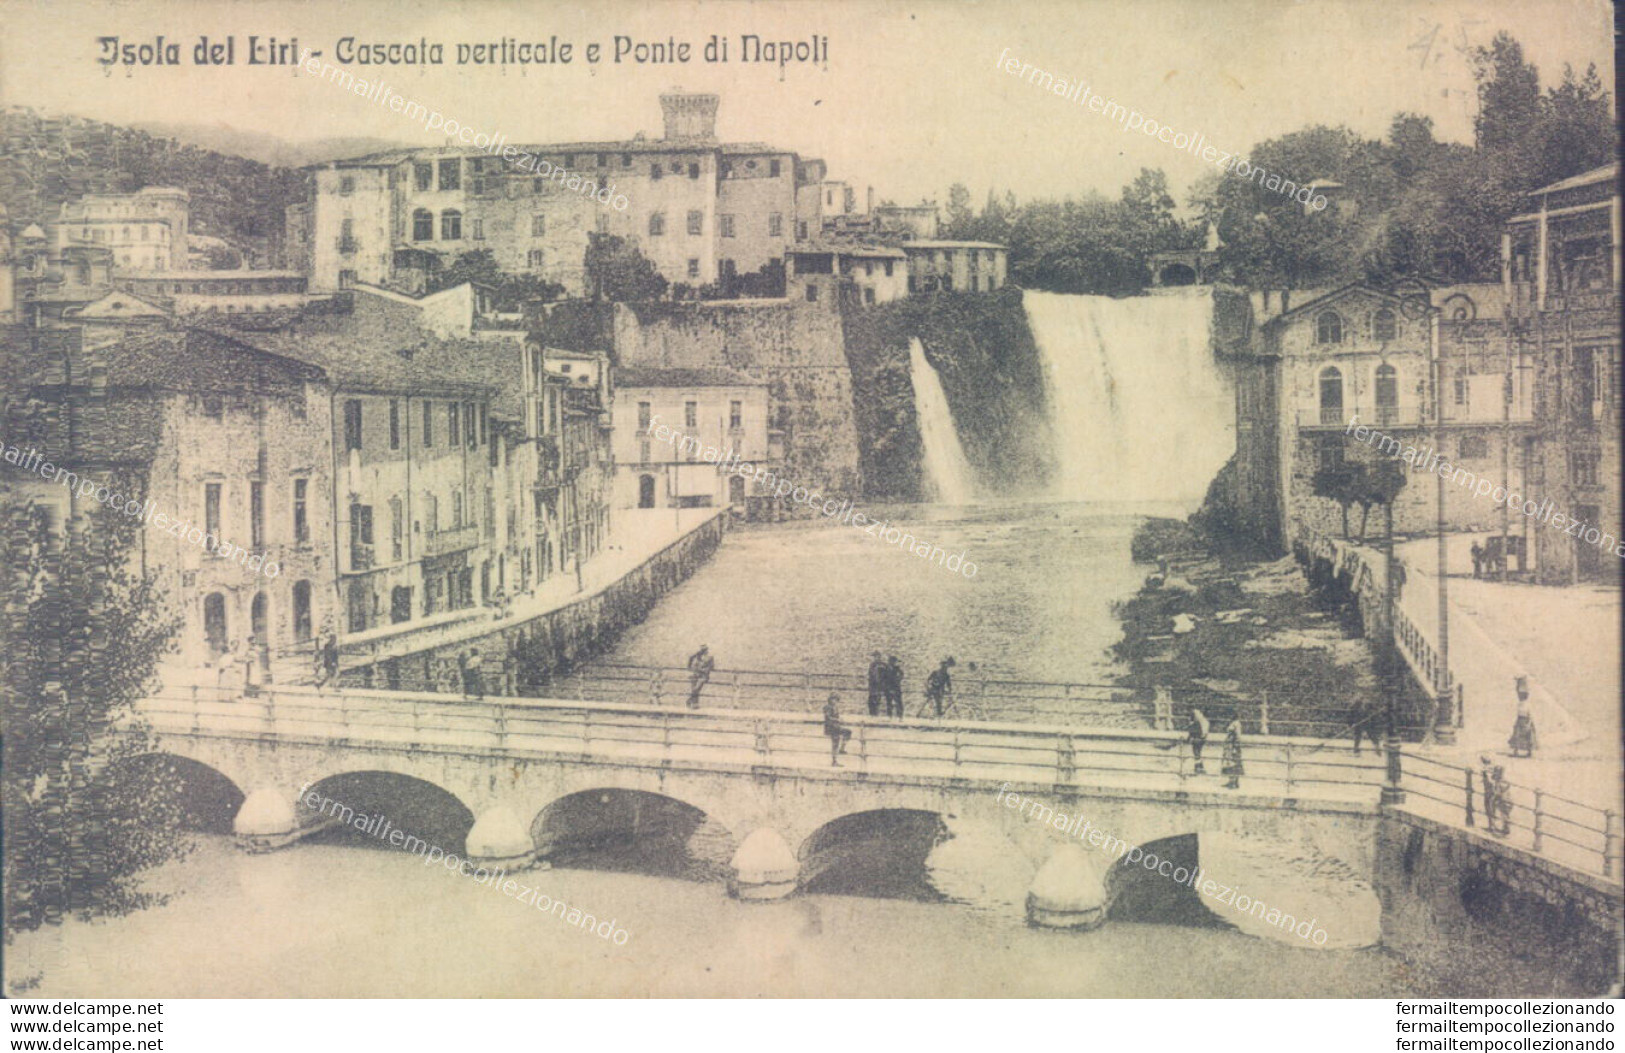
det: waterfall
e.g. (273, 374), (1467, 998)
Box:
(907, 337), (976, 505)
(1025, 289), (1233, 507)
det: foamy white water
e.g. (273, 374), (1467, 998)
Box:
(908, 337), (977, 505)
(1025, 289), (1234, 507)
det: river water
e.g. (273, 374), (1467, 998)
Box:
(7, 504), (1430, 997)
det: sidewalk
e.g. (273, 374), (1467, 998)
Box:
(1391, 533), (1621, 817)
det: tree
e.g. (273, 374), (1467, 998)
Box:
(1350, 460), (1408, 540)
(2, 496), (186, 936)
(943, 183), (975, 238)
(1311, 464), (1358, 539)
(583, 234), (668, 302)
(428, 250), (565, 312)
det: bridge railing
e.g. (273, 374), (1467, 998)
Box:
(134, 683), (1390, 801)
(334, 659), (1416, 738)
(1397, 750), (1620, 881)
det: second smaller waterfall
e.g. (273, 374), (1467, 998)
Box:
(908, 338), (976, 505)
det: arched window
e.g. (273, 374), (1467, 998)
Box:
(528, 249), (545, 269)
(1318, 366), (1344, 425)
(1316, 310), (1344, 345)
(250, 591), (269, 652)
(412, 209), (433, 241)
(440, 210), (462, 240)
(1375, 364), (1399, 422)
(293, 580), (313, 643)
(1372, 308), (1397, 341)
(638, 475), (656, 509)
(648, 212), (665, 237)
(203, 593), (229, 656)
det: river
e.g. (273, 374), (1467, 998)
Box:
(6, 504), (1438, 997)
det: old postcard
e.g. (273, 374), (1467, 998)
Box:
(1, 0), (1619, 1010)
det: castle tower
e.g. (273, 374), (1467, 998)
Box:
(659, 90), (719, 141)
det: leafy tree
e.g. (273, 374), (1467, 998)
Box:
(1311, 464), (1358, 539)
(1351, 460), (1408, 540)
(2, 495), (185, 936)
(428, 250), (565, 312)
(583, 234), (668, 302)
(943, 183), (975, 237)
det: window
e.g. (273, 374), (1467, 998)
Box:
(343, 399), (363, 450)
(1570, 451), (1600, 486)
(563, 154), (575, 168)
(533, 176), (544, 193)
(339, 218), (355, 249)
(204, 593), (228, 655)
(449, 402), (460, 444)
(1316, 310), (1344, 344)
(203, 395), (223, 420)
(640, 440), (651, 463)
(688, 163), (700, 179)
(339, 176), (355, 195)
(532, 214), (546, 237)
(440, 210), (462, 240)
(250, 482), (264, 548)
(351, 502), (373, 550)
(528, 249), (545, 268)
(422, 399), (434, 446)
(688, 210), (704, 236)
(884, 260), (894, 277)
(389, 399), (401, 449)
(1458, 435), (1489, 459)
(798, 221), (809, 240)
(465, 401), (477, 448)
(1318, 366), (1343, 425)
(687, 258), (700, 279)
(769, 159), (781, 177)
(293, 478), (309, 543)
(729, 401), (742, 429)
(1375, 364), (1399, 419)
(478, 404), (488, 446)
(438, 158), (460, 191)
(651, 164), (663, 181)
(637, 401), (651, 429)
(425, 492), (439, 534)
(452, 489), (464, 529)
(649, 212), (665, 236)
(621, 153), (632, 167)
(1316, 436), (1346, 472)
(806, 283), (819, 302)
(638, 475), (656, 509)
(865, 287), (877, 304)
(205, 483), (222, 540)
(768, 213), (783, 237)
(593, 153), (605, 167)
(413, 209), (433, 241)
(415, 163), (433, 191)
(719, 214), (735, 238)
(471, 218), (484, 240)
(684, 401), (697, 428)
(1373, 308), (1397, 341)
(293, 581), (312, 643)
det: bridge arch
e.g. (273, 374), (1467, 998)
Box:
(113, 752), (246, 834)
(797, 808), (950, 899)
(301, 770), (476, 853)
(531, 788), (737, 882)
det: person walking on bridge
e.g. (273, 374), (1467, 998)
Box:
(866, 652), (886, 717)
(1349, 698), (1380, 755)
(883, 656), (904, 718)
(1188, 707), (1210, 774)
(1507, 677), (1537, 758)
(823, 692), (853, 766)
(924, 657), (955, 718)
(686, 644), (715, 709)
(1221, 716), (1244, 789)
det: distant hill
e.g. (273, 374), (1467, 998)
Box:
(132, 122), (411, 169)
(0, 107), (311, 267)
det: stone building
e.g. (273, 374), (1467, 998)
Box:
(54, 187), (190, 271)
(1504, 163), (1621, 584)
(0, 324), (336, 674)
(1228, 282), (1536, 546)
(787, 243), (909, 305)
(520, 343), (614, 590)
(290, 92), (833, 298)
(902, 241), (1008, 293)
(610, 367), (774, 512)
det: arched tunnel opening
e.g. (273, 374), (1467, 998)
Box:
(1106, 834), (1230, 929)
(301, 772), (474, 855)
(532, 790), (735, 883)
(799, 810), (950, 901)
(112, 754), (246, 835)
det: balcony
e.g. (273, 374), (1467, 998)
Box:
(422, 523), (480, 557)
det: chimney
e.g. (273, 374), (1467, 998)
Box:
(659, 90), (719, 141)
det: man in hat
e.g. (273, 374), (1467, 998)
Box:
(823, 692), (853, 766)
(924, 657), (956, 719)
(883, 656), (904, 718)
(866, 652), (885, 717)
(686, 644), (714, 709)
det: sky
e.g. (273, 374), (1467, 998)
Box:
(0, 0), (1615, 211)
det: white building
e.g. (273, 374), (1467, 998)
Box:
(611, 368), (774, 512)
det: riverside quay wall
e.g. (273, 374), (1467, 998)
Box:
(368, 510), (726, 690)
(612, 298), (862, 497)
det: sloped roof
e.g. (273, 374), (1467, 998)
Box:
(1528, 163), (1617, 197)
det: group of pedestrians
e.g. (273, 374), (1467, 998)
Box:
(865, 653), (906, 717)
(1186, 707), (1245, 789)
